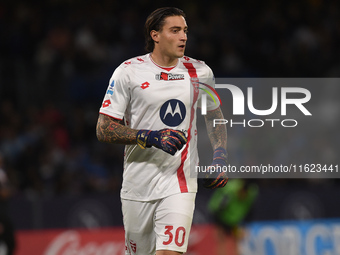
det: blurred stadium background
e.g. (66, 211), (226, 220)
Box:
(0, 0), (339, 254)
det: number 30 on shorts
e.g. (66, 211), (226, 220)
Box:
(163, 225), (186, 247)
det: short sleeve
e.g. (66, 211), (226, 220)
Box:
(99, 65), (130, 120)
(197, 65), (220, 112)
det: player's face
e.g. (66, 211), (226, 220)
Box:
(154, 15), (188, 59)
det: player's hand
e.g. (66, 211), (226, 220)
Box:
(136, 129), (187, 155)
(203, 147), (229, 189)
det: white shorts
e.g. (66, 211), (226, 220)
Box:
(122, 192), (196, 255)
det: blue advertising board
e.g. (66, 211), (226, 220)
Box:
(240, 219), (340, 255)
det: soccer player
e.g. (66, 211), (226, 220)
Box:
(96, 7), (228, 255)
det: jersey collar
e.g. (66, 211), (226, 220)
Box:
(149, 54), (179, 72)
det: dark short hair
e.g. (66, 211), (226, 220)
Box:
(144, 7), (186, 52)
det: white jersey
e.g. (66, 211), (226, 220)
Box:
(99, 53), (219, 201)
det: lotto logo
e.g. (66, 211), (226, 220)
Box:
(102, 99), (111, 108)
(141, 82), (150, 89)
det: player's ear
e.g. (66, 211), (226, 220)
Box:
(150, 30), (159, 43)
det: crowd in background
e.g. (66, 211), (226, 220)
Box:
(0, 0), (340, 197)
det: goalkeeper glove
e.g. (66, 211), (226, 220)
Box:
(203, 147), (229, 189)
(136, 129), (187, 156)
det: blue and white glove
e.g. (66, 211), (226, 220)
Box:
(136, 129), (187, 156)
(203, 147), (229, 189)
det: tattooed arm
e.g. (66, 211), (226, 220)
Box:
(202, 107), (228, 189)
(204, 107), (227, 150)
(96, 113), (187, 156)
(96, 113), (138, 144)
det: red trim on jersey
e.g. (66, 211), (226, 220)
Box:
(183, 62), (197, 79)
(176, 62), (200, 193)
(99, 112), (123, 121)
(160, 66), (175, 71)
(149, 55), (177, 71)
(177, 149), (188, 192)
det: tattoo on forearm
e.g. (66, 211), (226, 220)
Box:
(96, 114), (138, 144)
(204, 107), (227, 150)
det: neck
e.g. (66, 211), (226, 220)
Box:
(150, 51), (178, 67)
